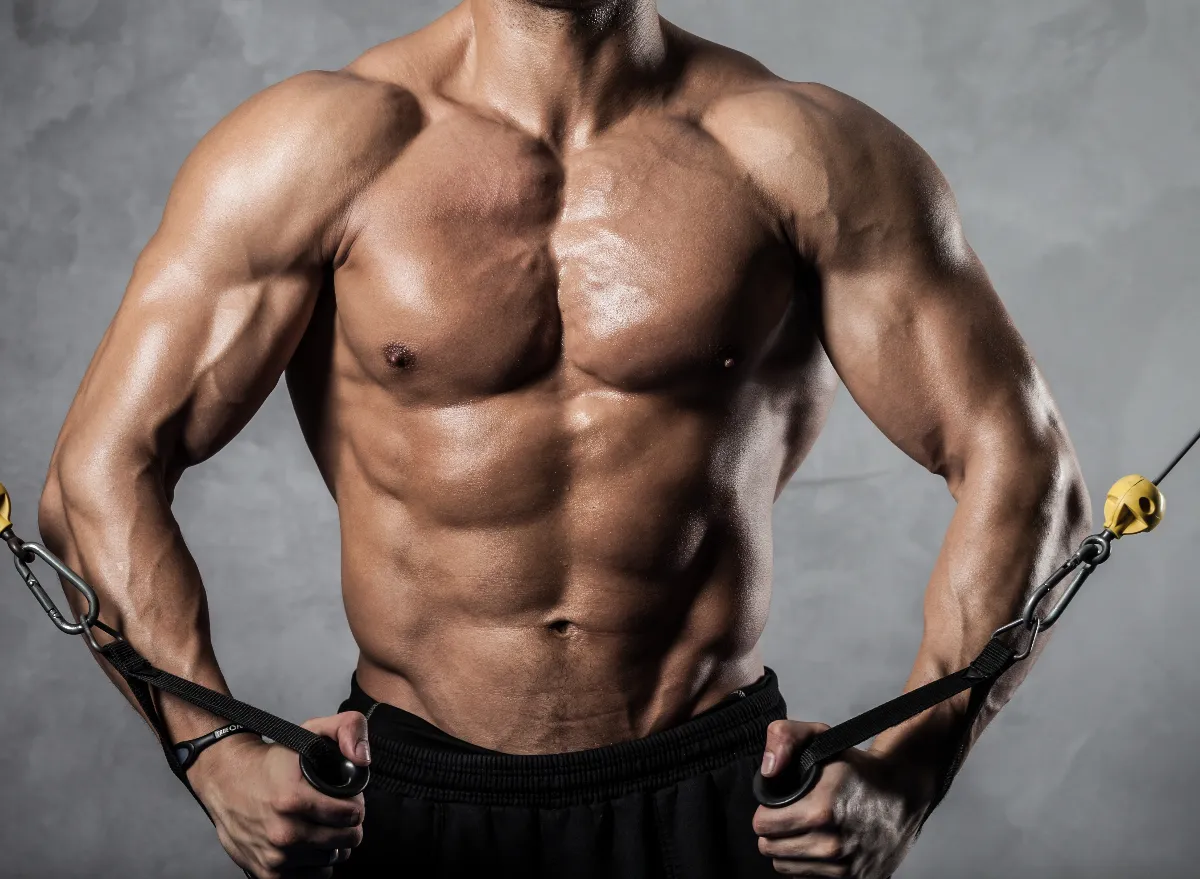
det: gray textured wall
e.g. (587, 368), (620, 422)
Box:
(1, 1), (1198, 877)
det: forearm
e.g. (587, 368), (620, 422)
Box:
(869, 430), (1091, 791)
(39, 451), (237, 750)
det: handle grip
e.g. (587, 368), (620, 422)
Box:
(752, 760), (822, 808)
(299, 738), (370, 798)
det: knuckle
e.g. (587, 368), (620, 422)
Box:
(813, 836), (842, 858)
(778, 720), (814, 742)
(265, 821), (299, 849)
(809, 803), (836, 827)
(260, 846), (286, 870)
(336, 802), (365, 827)
(271, 790), (304, 814)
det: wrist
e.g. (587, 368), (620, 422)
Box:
(186, 732), (266, 798)
(174, 723), (256, 772)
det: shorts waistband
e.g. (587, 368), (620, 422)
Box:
(341, 668), (787, 807)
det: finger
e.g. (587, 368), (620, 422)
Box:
(279, 849), (340, 871)
(257, 816), (363, 874)
(301, 711), (371, 766)
(761, 720), (829, 778)
(752, 793), (837, 838)
(275, 784), (366, 828)
(272, 821), (364, 856)
(245, 851), (335, 879)
(758, 832), (845, 861)
(770, 859), (848, 877)
(273, 847), (351, 876)
(282, 836), (363, 868)
(298, 823), (364, 852)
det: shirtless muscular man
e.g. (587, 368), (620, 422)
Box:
(37, 2), (1089, 877)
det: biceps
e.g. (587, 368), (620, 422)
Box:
(819, 260), (1056, 482)
(58, 246), (320, 475)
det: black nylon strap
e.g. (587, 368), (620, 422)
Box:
(99, 640), (340, 770)
(117, 653), (203, 788)
(754, 635), (1019, 807)
(798, 636), (1015, 773)
(99, 640), (220, 836)
(98, 640), (350, 879)
(924, 660), (1001, 818)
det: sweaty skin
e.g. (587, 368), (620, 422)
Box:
(38, 1), (1088, 877)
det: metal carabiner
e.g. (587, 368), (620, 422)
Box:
(11, 539), (101, 637)
(992, 616), (1042, 662)
(1020, 559), (1077, 628)
(1020, 533), (1112, 631)
(1037, 563), (1095, 630)
(3, 479), (115, 652)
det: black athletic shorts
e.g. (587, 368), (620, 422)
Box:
(334, 668), (789, 878)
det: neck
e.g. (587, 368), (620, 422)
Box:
(462, 0), (667, 146)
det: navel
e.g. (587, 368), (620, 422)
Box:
(717, 346), (740, 371)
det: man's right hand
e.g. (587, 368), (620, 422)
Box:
(190, 711), (370, 879)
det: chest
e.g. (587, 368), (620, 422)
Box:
(333, 112), (798, 398)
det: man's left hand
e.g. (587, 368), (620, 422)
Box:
(752, 720), (935, 878)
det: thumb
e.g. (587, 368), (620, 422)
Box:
(761, 719), (828, 777)
(303, 711), (371, 766)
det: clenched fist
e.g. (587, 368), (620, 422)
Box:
(753, 720), (936, 878)
(190, 711), (371, 879)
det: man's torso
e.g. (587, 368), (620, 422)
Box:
(284, 13), (839, 753)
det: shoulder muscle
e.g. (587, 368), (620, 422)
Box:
(155, 70), (421, 273)
(702, 82), (969, 278)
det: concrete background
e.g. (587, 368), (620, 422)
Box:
(2, 1), (1198, 876)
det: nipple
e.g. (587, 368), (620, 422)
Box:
(383, 342), (415, 370)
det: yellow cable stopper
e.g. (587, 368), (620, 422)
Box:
(0, 482), (12, 532)
(1103, 474), (1164, 537)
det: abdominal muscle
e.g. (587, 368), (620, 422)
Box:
(326, 379), (784, 754)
